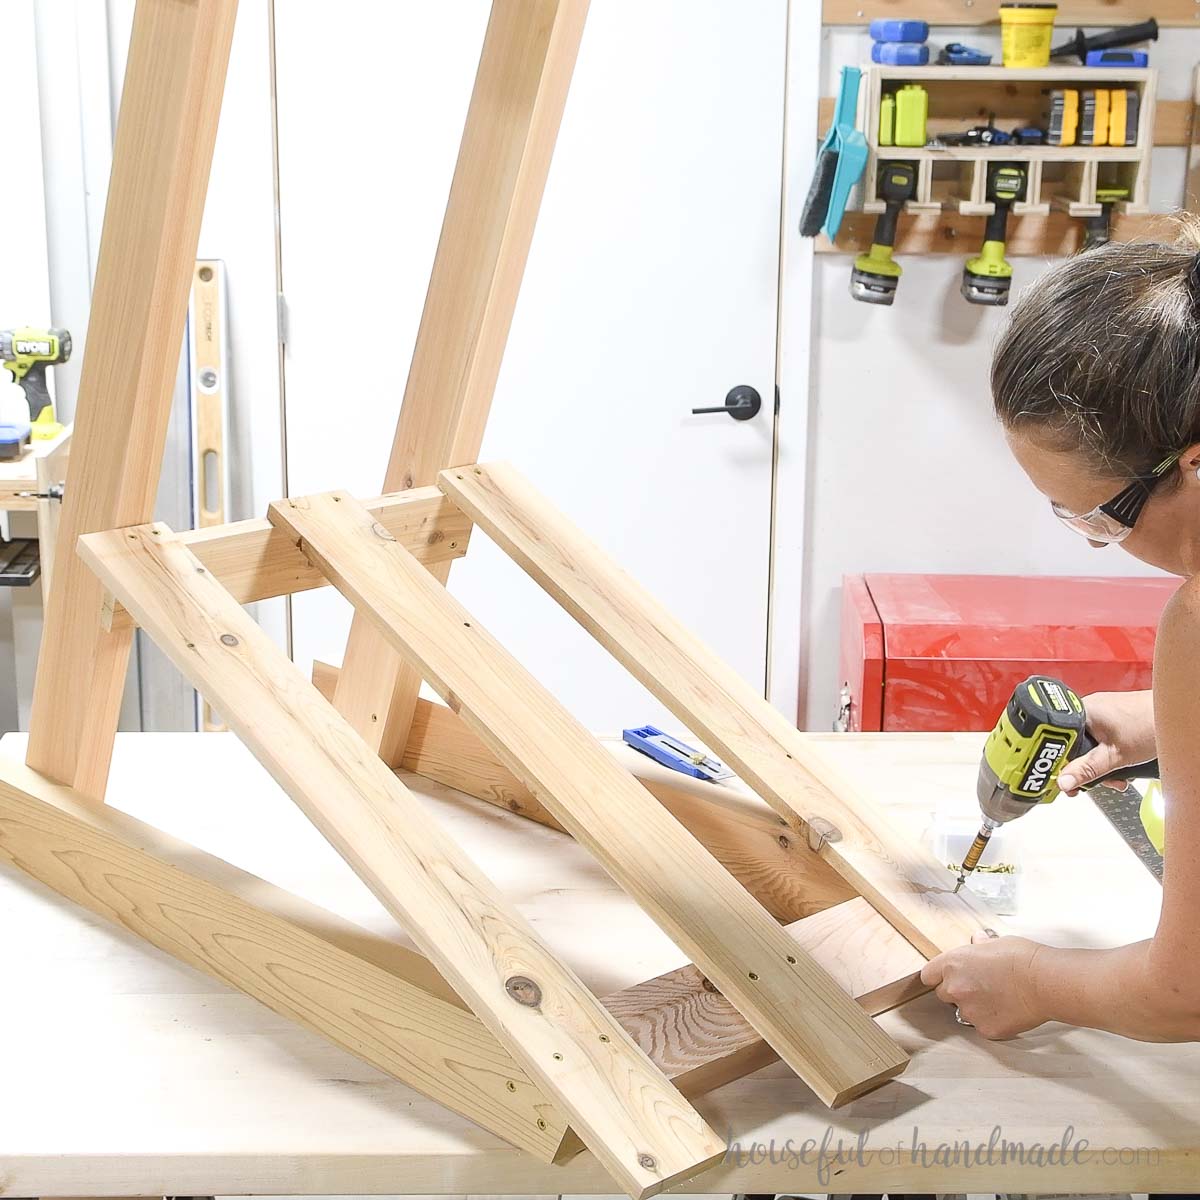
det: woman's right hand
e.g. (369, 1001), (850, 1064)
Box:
(1057, 689), (1156, 795)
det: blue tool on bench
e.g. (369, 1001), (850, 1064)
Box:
(621, 725), (734, 783)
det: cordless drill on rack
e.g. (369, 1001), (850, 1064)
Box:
(850, 161), (918, 305)
(961, 165), (1027, 306)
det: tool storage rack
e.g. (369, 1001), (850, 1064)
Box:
(860, 65), (1157, 219)
(0, 3), (999, 1197)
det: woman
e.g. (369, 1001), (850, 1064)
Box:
(921, 223), (1200, 1042)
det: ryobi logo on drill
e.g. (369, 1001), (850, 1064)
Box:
(14, 339), (51, 356)
(1019, 732), (1070, 794)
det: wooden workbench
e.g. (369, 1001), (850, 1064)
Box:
(0, 727), (1190, 1196)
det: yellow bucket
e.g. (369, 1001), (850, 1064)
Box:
(999, 3), (1057, 68)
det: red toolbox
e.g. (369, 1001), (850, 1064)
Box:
(838, 573), (1180, 732)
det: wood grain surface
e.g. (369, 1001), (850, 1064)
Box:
(78, 522), (724, 1200)
(0, 754), (566, 1160)
(26, 0), (239, 799)
(439, 463), (999, 957)
(270, 490), (909, 1109)
(334, 0), (590, 766)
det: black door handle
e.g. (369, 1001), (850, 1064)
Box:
(692, 385), (761, 421)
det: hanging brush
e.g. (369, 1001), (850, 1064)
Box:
(800, 65), (868, 240)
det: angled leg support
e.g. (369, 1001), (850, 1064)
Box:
(333, 0), (589, 764)
(268, 491), (909, 1109)
(27, 0), (239, 799)
(440, 463), (997, 958)
(0, 754), (566, 1160)
(0, 742), (923, 1131)
(78, 524), (724, 1200)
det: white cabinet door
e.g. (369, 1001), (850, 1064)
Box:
(276, 0), (785, 732)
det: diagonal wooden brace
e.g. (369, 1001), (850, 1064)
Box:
(333, 0), (590, 763)
(0, 751), (923, 1157)
(438, 463), (999, 958)
(0, 753), (568, 1160)
(268, 490), (909, 1109)
(27, 0), (240, 800)
(78, 522), (725, 1200)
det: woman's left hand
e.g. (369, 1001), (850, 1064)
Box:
(920, 933), (1048, 1039)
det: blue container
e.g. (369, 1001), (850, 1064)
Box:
(869, 18), (929, 42)
(1086, 48), (1148, 67)
(872, 41), (931, 65)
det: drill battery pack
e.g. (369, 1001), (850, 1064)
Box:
(1046, 89), (1079, 145)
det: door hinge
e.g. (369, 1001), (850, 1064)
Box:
(774, 384), (781, 415)
(277, 292), (289, 347)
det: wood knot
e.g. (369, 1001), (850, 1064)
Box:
(219, 634), (239, 647)
(700, 976), (720, 995)
(638, 1153), (657, 1171)
(505, 975), (542, 1008)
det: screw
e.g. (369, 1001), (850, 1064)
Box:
(506, 1080), (517, 1092)
(748, 971), (759, 981)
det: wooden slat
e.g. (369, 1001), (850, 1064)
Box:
(823, 1), (1199, 25)
(606, 897), (925, 1099)
(817, 96), (1193, 147)
(26, 0), (239, 800)
(440, 463), (997, 959)
(105, 488), (471, 632)
(0, 753), (566, 1160)
(269, 491), (909, 1110)
(334, 0), (589, 766)
(822, 210), (1173, 256)
(78, 523), (723, 1200)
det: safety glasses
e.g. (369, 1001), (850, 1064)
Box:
(1051, 454), (1181, 544)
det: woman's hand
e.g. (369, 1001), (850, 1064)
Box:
(1057, 688), (1155, 795)
(920, 933), (1047, 1039)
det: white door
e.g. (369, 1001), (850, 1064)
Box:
(275, 0), (786, 732)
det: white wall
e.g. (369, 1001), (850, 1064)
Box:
(799, 26), (1200, 729)
(0, 0), (53, 735)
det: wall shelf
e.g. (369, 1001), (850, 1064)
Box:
(858, 65), (1157, 220)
